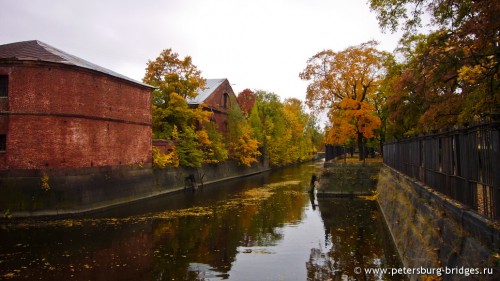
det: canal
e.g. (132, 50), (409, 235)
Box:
(0, 160), (403, 280)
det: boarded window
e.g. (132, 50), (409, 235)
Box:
(0, 75), (7, 97)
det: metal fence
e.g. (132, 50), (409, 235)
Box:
(325, 145), (344, 161)
(325, 145), (355, 161)
(383, 122), (500, 221)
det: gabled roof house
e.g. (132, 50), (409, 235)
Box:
(187, 78), (239, 133)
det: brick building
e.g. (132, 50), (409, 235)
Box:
(0, 40), (153, 170)
(187, 78), (238, 133)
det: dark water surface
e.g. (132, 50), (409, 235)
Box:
(0, 161), (402, 280)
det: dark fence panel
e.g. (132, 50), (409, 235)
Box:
(325, 145), (346, 161)
(384, 122), (500, 221)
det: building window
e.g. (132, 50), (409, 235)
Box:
(223, 93), (229, 108)
(0, 135), (6, 152)
(0, 75), (7, 97)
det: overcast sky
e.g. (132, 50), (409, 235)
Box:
(1, 0), (401, 103)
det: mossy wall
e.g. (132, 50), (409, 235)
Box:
(377, 165), (500, 281)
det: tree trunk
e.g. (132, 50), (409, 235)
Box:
(357, 132), (365, 161)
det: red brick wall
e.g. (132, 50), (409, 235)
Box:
(0, 63), (152, 170)
(203, 79), (237, 112)
(202, 79), (238, 133)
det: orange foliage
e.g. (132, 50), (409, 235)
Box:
(326, 99), (381, 145)
(230, 123), (261, 167)
(301, 41), (386, 148)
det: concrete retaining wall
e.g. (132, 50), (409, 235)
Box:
(377, 165), (500, 281)
(318, 161), (381, 197)
(0, 159), (269, 217)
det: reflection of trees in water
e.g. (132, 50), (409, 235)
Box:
(151, 182), (307, 280)
(0, 164), (324, 281)
(307, 247), (341, 281)
(306, 198), (403, 281)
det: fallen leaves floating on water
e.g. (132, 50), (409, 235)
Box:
(241, 188), (273, 201)
(3, 180), (304, 229)
(152, 206), (214, 220)
(265, 180), (301, 189)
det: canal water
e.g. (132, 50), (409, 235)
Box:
(0, 161), (403, 280)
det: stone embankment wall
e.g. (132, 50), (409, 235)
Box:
(0, 159), (269, 217)
(317, 161), (381, 197)
(377, 165), (500, 281)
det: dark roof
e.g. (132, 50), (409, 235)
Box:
(0, 40), (153, 88)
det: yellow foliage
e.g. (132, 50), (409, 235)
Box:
(196, 130), (212, 147)
(171, 125), (179, 140)
(458, 64), (487, 84)
(152, 146), (179, 168)
(232, 123), (261, 167)
(196, 129), (217, 164)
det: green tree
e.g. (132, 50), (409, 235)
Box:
(248, 91), (322, 166)
(174, 126), (204, 167)
(371, 54), (398, 145)
(248, 103), (264, 146)
(252, 91), (289, 166)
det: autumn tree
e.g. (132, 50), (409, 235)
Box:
(237, 89), (256, 117)
(382, 33), (462, 136)
(143, 49), (227, 167)
(204, 123), (229, 164)
(248, 91), (322, 166)
(283, 98), (318, 162)
(300, 41), (387, 160)
(371, 0), (500, 135)
(226, 105), (261, 166)
(144, 48), (205, 100)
